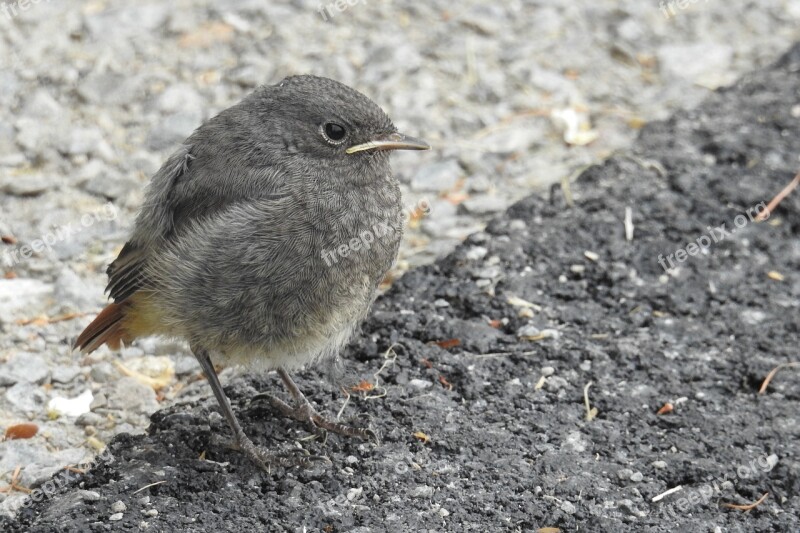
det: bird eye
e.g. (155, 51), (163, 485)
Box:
(322, 122), (347, 144)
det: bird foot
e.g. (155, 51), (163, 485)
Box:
(253, 392), (378, 444)
(233, 434), (331, 471)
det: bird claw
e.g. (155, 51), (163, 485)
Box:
(252, 392), (377, 443)
(234, 437), (330, 471)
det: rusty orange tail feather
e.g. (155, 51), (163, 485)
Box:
(74, 302), (132, 353)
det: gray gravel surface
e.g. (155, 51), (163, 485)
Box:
(1, 0), (799, 527)
(2, 38), (799, 533)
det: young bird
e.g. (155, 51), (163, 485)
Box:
(75, 75), (429, 469)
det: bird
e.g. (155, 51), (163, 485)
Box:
(74, 75), (430, 469)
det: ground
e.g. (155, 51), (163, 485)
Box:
(2, 41), (798, 533)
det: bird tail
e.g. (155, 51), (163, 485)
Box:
(73, 302), (132, 353)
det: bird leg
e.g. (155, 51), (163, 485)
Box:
(254, 368), (377, 443)
(193, 347), (327, 470)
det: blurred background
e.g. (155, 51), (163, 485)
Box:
(0, 0), (799, 513)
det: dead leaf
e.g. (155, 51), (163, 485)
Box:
(721, 492), (769, 511)
(350, 380), (374, 393)
(433, 339), (461, 349)
(657, 403), (674, 415)
(767, 271), (784, 282)
(4, 423), (38, 440)
(413, 431), (430, 443)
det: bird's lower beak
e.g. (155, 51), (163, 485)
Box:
(346, 132), (430, 154)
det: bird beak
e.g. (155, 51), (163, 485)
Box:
(346, 132), (430, 154)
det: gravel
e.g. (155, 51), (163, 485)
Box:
(0, 0), (799, 528)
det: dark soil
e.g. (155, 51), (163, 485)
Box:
(4, 44), (800, 533)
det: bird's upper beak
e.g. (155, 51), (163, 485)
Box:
(346, 132), (430, 154)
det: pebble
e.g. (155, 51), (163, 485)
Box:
(5, 382), (48, 412)
(0, 279), (54, 323)
(517, 325), (540, 338)
(79, 490), (102, 501)
(461, 195), (508, 215)
(408, 379), (433, 389)
(54, 267), (99, 312)
(0, 353), (50, 385)
(109, 513), (123, 521)
(105, 377), (160, 416)
(411, 485), (434, 498)
(51, 365), (83, 384)
(0, 174), (54, 197)
(617, 468), (634, 480)
(111, 500), (127, 513)
(90, 362), (118, 383)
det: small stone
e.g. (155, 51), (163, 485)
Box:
(617, 468), (634, 480)
(464, 246), (488, 261)
(21, 89), (63, 119)
(111, 500), (127, 513)
(109, 513), (123, 521)
(155, 84), (204, 115)
(541, 366), (555, 377)
(433, 299), (450, 308)
(461, 195), (507, 215)
(517, 325), (540, 338)
(411, 485), (434, 498)
(144, 509), (158, 517)
(83, 174), (141, 201)
(544, 376), (568, 391)
(75, 412), (105, 427)
(408, 379), (432, 389)
(5, 382), (47, 412)
(147, 111), (204, 151)
(90, 362), (118, 383)
(560, 501), (576, 514)
(59, 127), (104, 157)
(475, 266), (501, 279)
(0, 174), (54, 197)
(51, 365), (83, 384)
(0, 353), (49, 385)
(79, 490), (102, 501)
(106, 377), (160, 416)
(652, 461), (668, 470)
(0, 279), (54, 323)
(55, 267), (98, 312)
(630, 472), (644, 482)
(173, 355), (201, 375)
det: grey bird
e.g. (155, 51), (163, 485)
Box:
(74, 75), (430, 469)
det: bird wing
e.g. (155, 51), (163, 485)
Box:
(106, 99), (290, 303)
